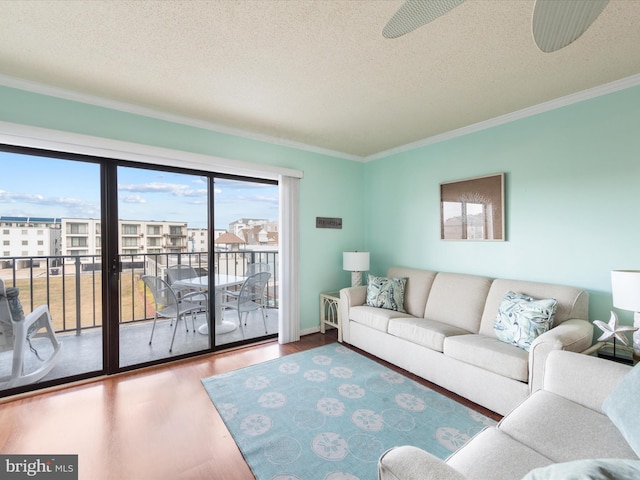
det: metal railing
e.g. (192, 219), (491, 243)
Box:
(0, 250), (278, 334)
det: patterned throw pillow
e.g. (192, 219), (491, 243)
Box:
(365, 275), (407, 313)
(494, 291), (557, 351)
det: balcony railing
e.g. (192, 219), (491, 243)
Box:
(0, 251), (279, 335)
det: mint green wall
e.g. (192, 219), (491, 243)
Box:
(4, 83), (639, 331)
(0, 86), (364, 332)
(364, 85), (640, 325)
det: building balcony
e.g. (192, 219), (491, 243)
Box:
(0, 250), (279, 392)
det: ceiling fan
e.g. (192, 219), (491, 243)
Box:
(382, 0), (610, 52)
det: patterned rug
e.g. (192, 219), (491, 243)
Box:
(201, 344), (495, 480)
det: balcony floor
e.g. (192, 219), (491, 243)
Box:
(0, 308), (279, 391)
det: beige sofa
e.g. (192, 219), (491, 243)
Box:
(340, 267), (593, 415)
(378, 350), (640, 480)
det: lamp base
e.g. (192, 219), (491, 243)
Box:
(634, 311), (640, 357)
(598, 342), (634, 365)
(351, 271), (363, 288)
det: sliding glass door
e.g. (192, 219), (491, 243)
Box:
(0, 149), (103, 393)
(212, 177), (279, 347)
(0, 144), (280, 395)
(117, 165), (210, 368)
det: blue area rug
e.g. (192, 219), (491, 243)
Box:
(201, 344), (495, 480)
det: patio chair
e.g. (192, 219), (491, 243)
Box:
(166, 264), (207, 305)
(142, 275), (204, 353)
(219, 272), (271, 338)
(0, 278), (63, 389)
(224, 262), (272, 307)
(247, 263), (271, 276)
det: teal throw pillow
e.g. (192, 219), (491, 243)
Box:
(521, 459), (640, 480)
(603, 362), (640, 457)
(494, 291), (557, 351)
(365, 275), (407, 313)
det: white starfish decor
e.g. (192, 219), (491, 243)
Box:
(594, 311), (639, 345)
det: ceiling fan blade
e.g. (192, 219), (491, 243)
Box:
(532, 0), (609, 52)
(382, 0), (465, 39)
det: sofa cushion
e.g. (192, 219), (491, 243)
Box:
(366, 275), (407, 312)
(349, 305), (414, 333)
(388, 317), (470, 352)
(446, 427), (553, 480)
(479, 278), (589, 337)
(603, 362), (640, 457)
(499, 390), (638, 462)
(387, 267), (437, 318)
(494, 291), (557, 351)
(444, 334), (529, 382)
(424, 272), (493, 333)
(521, 459), (640, 480)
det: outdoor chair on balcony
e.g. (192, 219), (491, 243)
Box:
(224, 262), (272, 307)
(166, 264), (207, 307)
(167, 264), (207, 302)
(247, 263), (271, 275)
(0, 278), (63, 389)
(142, 275), (204, 353)
(219, 271), (271, 338)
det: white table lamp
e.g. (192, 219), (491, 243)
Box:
(611, 270), (640, 356)
(343, 252), (370, 287)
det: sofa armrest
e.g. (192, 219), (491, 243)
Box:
(543, 349), (632, 413)
(378, 446), (467, 480)
(528, 318), (594, 393)
(340, 286), (367, 320)
(340, 285), (367, 308)
(340, 286), (367, 344)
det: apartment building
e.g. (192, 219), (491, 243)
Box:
(187, 228), (227, 253)
(0, 217), (190, 269)
(0, 216), (62, 269)
(62, 218), (189, 258)
(228, 218), (278, 247)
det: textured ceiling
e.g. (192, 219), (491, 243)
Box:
(0, 0), (639, 159)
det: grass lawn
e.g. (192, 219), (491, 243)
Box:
(13, 273), (151, 332)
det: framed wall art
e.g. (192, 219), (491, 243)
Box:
(440, 173), (505, 241)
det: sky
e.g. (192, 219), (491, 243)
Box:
(0, 151), (278, 229)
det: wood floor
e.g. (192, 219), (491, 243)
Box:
(0, 332), (501, 480)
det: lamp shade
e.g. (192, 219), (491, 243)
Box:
(611, 270), (640, 312)
(343, 251), (370, 272)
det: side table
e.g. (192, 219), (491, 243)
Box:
(320, 291), (342, 343)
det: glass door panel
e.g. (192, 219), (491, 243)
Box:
(0, 151), (102, 393)
(213, 178), (279, 347)
(117, 166), (209, 367)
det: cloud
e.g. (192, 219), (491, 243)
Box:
(0, 190), (46, 204)
(215, 179), (275, 191)
(0, 190), (99, 217)
(216, 193), (279, 207)
(118, 182), (207, 198)
(121, 194), (147, 204)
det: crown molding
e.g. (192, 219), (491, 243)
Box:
(364, 73), (640, 162)
(1, 72), (639, 164)
(0, 74), (363, 163)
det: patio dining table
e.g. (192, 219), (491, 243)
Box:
(172, 273), (246, 335)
